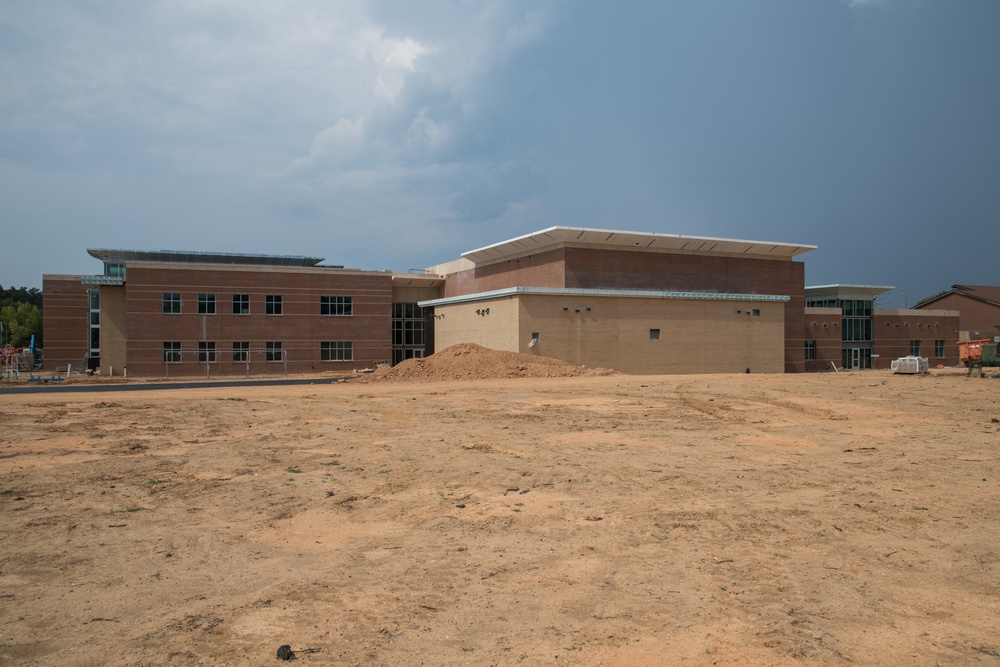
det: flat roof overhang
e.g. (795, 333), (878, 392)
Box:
(460, 226), (816, 267)
(420, 287), (790, 308)
(87, 248), (327, 267)
(805, 284), (895, 299)
(392, 273), (446, 289)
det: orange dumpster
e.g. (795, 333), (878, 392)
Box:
(959, 339), (991, 364)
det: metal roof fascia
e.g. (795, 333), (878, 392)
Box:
(805, 284), (895, 299)
(460, 226), (816, 264)
(80, 276), (125, 286)
(419, 287), (789, 308)
(86, 248), (325, 267)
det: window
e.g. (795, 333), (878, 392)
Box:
(392, 302), (423, 345)
(910, 340), (921, 356)
(935, 340), (945, 359)
(197, 341), (216, 363)
(842, 318), (872, 342)
(842, 300), (872, 317)
(104, 262), (125, 279)
(650, 328), (660, 341)
(89, 290), (100, 359)
(320, 295), (352, 316)
(320, 341), (353, 362)
(232, 294), (250, 315)
(391, 301), (425, 366)
(198, 293), (216, 315)
(265, 341), (282, 362)
(752, 308), (761, 317)
(265, 295), (282, 316)
(806, 298), (838, 309)
(232, 341), (249, 363)
(805, 340), (817, 361)
(163, 342), (181, 363)
(162, 292), (181, 314)
(392, 320), (424, 346)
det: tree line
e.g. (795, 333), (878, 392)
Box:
(1, 285), (43, 348)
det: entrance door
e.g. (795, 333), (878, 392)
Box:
(841, 347), (873, 370)
(843, 347), (863, 370)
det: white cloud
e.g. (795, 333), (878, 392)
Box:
(285, 117), (367, 175)
(271, 1), (558, 224)
(373, 36), (431, 100)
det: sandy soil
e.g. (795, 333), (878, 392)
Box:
(1, 348), (999, 666)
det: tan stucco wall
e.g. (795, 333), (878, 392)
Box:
(99, 285), (127, 375)
(518, 295), (620, 367)
(624, 297), (784, 374)
(433, 293), (786, 374)
(432, 296), (520, 352)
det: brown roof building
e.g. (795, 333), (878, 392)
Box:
(805, 285), (960, 371)
(915, 284), (1000, 340)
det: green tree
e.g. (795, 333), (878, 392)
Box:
(914, 290), (949, 308)
(0, 302), (43, 348)
(0, 285), (43, 309)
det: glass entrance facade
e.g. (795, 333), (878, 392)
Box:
(807, 296), (875, 369)
(392, 302), (426, 366)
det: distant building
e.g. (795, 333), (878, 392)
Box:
(804, 285), (959, 371)
(914, 284), (1000, 341)
(43, 249), (441, 376)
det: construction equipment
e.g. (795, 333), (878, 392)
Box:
(959, 326), (1000, 376)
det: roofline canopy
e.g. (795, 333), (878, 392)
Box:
(87, 248), (327, 268)
(805, 284), (895, 299)
(460, 226), (816, 266)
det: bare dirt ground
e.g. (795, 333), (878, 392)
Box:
(1, 346), (999, 666)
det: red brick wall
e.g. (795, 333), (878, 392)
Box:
(873, 311), (960, 369)
(41, 275), (90, 372)
(803, 309), (842, 372)
(918, 293), (1000, 340)
(443, 248), (566, 297)
(122, 266), (393, 376)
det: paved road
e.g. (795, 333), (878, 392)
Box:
(0, 377), (350, 395)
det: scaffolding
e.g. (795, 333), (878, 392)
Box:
(1, 347), (33, 382)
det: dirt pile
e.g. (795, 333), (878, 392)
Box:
(358, 343), (608, 382)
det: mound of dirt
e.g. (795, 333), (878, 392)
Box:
(357, 343), (611, 382)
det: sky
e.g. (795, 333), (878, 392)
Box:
(1, 1), (998, 306)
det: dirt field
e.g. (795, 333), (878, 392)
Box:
(1, 351), (999, 665)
